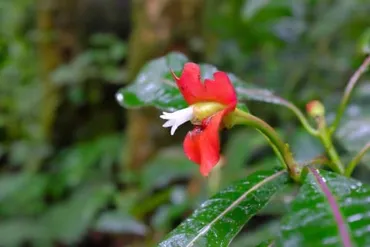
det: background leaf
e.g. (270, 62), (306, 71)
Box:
(94, 210), (147, 235)
(40, 183), (114, 245)
(231, 221), (279, 247)
(116, 52), (300, 115)
(278, 168), (370, 247)
(288, 128), (324, 163)
(159, 169), (289, 247)
(335, 84), (370, 165)
(140, 148), (197, 192)
(0, 219), (47, 247)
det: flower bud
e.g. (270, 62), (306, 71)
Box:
(306, 100), (325, 118)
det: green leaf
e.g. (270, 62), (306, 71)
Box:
(40, 183), (114, 244)
(116, 52), (188, 111)
(241, 0), (270, 20)
(152, 199), (192, 232)
(140, 148), (197, 192)
(309, 0), (356, 40)
(159, 169), (289, 247)
(337, 116), (370, 163)
(51, 133), (122, 193)
(94, 210), (147, 235)
(278, 168), (370, 247)
(256, 240), (275, 247)
(116, 52), (298, 113)
(335, 87), (370, 165)
(0, 173), (47, 216)
(231, 221), (280, 247)
(0, 219), (48, 247)
(236, 102), (249, 113)
(358, 28), (370, 54)
(288, 128), (324, 163)
(222, 129), (267, 186)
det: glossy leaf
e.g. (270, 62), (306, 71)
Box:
(278, 168), (370, 247)
(116, 52), (298, 112)
(159, 169), (289, 247)
(116, 52), (188, 111)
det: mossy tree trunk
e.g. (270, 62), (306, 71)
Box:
(37, 0), (79, 141)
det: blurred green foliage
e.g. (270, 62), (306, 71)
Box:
(0, 0), (369, 246)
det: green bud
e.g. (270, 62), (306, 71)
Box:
(306, 100), (325, 118)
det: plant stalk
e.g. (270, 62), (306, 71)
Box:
(317, 119), (345, 174)
(285, 101), (319, 136)
(230, 109), (301, 181)
(345, 142), (370, 176)
(331, 55), (370, 133)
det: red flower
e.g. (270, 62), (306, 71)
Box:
(160, 62), (237, 176)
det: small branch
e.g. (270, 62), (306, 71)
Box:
(283, 101), (319, 136)
(230, 109), (301, 182)
(319, 130), (345, 175)
(331, 55), (370, 133)
(316, 116), (345, 174)
(345, 142), (370, 177)
(236, 88), (318, 136)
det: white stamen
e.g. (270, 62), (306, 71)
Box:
(160, 106), (194, 135)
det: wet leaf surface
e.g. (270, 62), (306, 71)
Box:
(116, 52), (298, 113)
(278, 168), (370, 247)
(159, 169), (289, 247)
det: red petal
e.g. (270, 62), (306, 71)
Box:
(172, 63), (204, 105)
(172, 63), (237, 108)
(183, 127), (202, 165)
(203, 71), (237, 107)
(183, 109), (228, 176)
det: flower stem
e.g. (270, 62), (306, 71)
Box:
(345, 142), (370, 177)
(236, 88), (318, 136)
(230, 109), (301, 182)
(317, 118), (345, 174)
(331, 55), (370, 134)
(284, 101), (319, 136)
